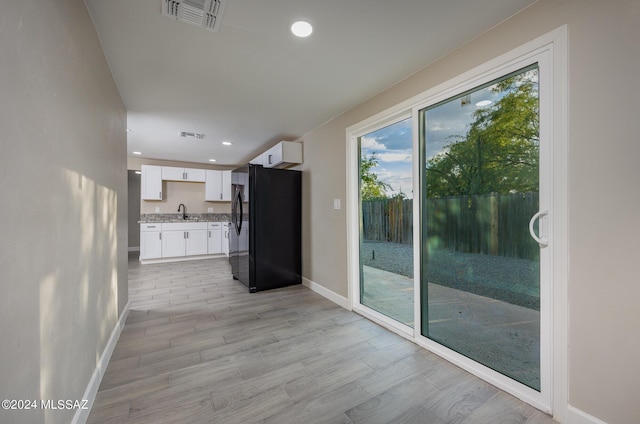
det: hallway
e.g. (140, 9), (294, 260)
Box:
(88, 258), (554, 423)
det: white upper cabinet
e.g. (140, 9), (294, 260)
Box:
(185, 168), (206, 182)
(162, 166), (206, 182)
(222, 170), (231, 200)
(141, 164), (163, 200)
(161, 166), (184, 181)
(262, 141), (303, 168)
(205, 170), (232, 201)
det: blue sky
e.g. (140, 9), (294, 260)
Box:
(360, 117), (413, 198)
(360, 83), (507, 200)
(359, 67), (538, 200)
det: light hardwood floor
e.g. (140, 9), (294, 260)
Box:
(87, 257), (556, 423)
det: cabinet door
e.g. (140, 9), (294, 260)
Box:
(208, 227), (222, 254)
(222, 224), (229, 255)
(185, 168), (206, 182)
(186, 229), (208, 256)
(162, 230), (186, 257)
(205, 170), (223, 201)
(262, 143), (282, 168)
(141, 165), (162, 200)
(140, 231), (162, 259)
(161, 166), (185, 181)
(221, 171), (232, 201)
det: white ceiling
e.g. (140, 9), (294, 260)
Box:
(85, 0), (536, 166)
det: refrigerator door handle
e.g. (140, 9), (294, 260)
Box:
(231, 186), (236, 227)
(237, 190), (243, 233)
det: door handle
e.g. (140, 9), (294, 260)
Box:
(529, 210), (548, 247)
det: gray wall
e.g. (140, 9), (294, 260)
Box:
(0, 1), (128, 423)
(300, 0), (640, 423)
(128, 171), (141, 249)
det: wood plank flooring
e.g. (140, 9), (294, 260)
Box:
(87, 257), (556, 424)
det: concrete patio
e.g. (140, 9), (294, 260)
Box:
(361, 265), (540, 390)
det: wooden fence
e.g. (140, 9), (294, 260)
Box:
(362, 192), (539, 260)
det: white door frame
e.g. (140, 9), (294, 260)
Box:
(346, 26), (567, 420)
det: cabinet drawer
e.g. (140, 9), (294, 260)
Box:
(162, 222), (208, 231)
(141, 223), (161, 231)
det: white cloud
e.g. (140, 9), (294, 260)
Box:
(360, 136), (387, 151)
(377, 170), (414, 198)
(377, 152), (412, 163)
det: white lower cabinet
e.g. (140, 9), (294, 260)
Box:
(161, 222), (208, 258)
(161, 229), (186, 258)
(140, 223), (162, 259)
(222, 223), (229, 255)
(140, 221), (229, 262)
(207, 222), (230, 254)
(208, 222), (223, 254)
(186, 228), (208, 256)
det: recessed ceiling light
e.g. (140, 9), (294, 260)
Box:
(209, 158), (217, 162)
(475, 100), (493, 107)
(291, 20), (313, 37)
(133, 151), (142, 155)
(222, 141), (232, 146)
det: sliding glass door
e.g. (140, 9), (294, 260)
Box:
(420, 65), (542, 390)
(348, 33), (566, 412)
(358, 117), (414, 327)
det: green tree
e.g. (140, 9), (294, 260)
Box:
(426, 70), (539, 198)
(360, 153), (391, 200)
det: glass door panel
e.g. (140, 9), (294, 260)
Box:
(420, 66), (541, 390)
(358, 117), (414, 327)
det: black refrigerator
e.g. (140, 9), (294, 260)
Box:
(229, 164), (302, 293)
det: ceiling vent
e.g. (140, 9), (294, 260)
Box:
(162, 0), (227, 33)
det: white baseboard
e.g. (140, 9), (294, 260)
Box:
(564, 405), (607, 424)
(72, 301), (130, 424)
(302, 277), (350, 310)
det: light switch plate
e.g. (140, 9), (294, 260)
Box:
(333, 198), (341, 210)
(208, 208), (214, 213)
(155, 207), (160, 213)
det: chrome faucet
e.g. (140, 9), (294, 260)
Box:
(178, 203), (186, 220)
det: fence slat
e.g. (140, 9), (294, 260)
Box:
(362, 192), (539, 260)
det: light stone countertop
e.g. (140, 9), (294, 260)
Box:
(139, 213), (231, 224)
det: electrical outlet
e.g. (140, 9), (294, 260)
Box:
(208, 208), (214, 213)
(155, 207), (160, 213)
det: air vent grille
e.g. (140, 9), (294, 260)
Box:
(162, 0), (226, 33)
